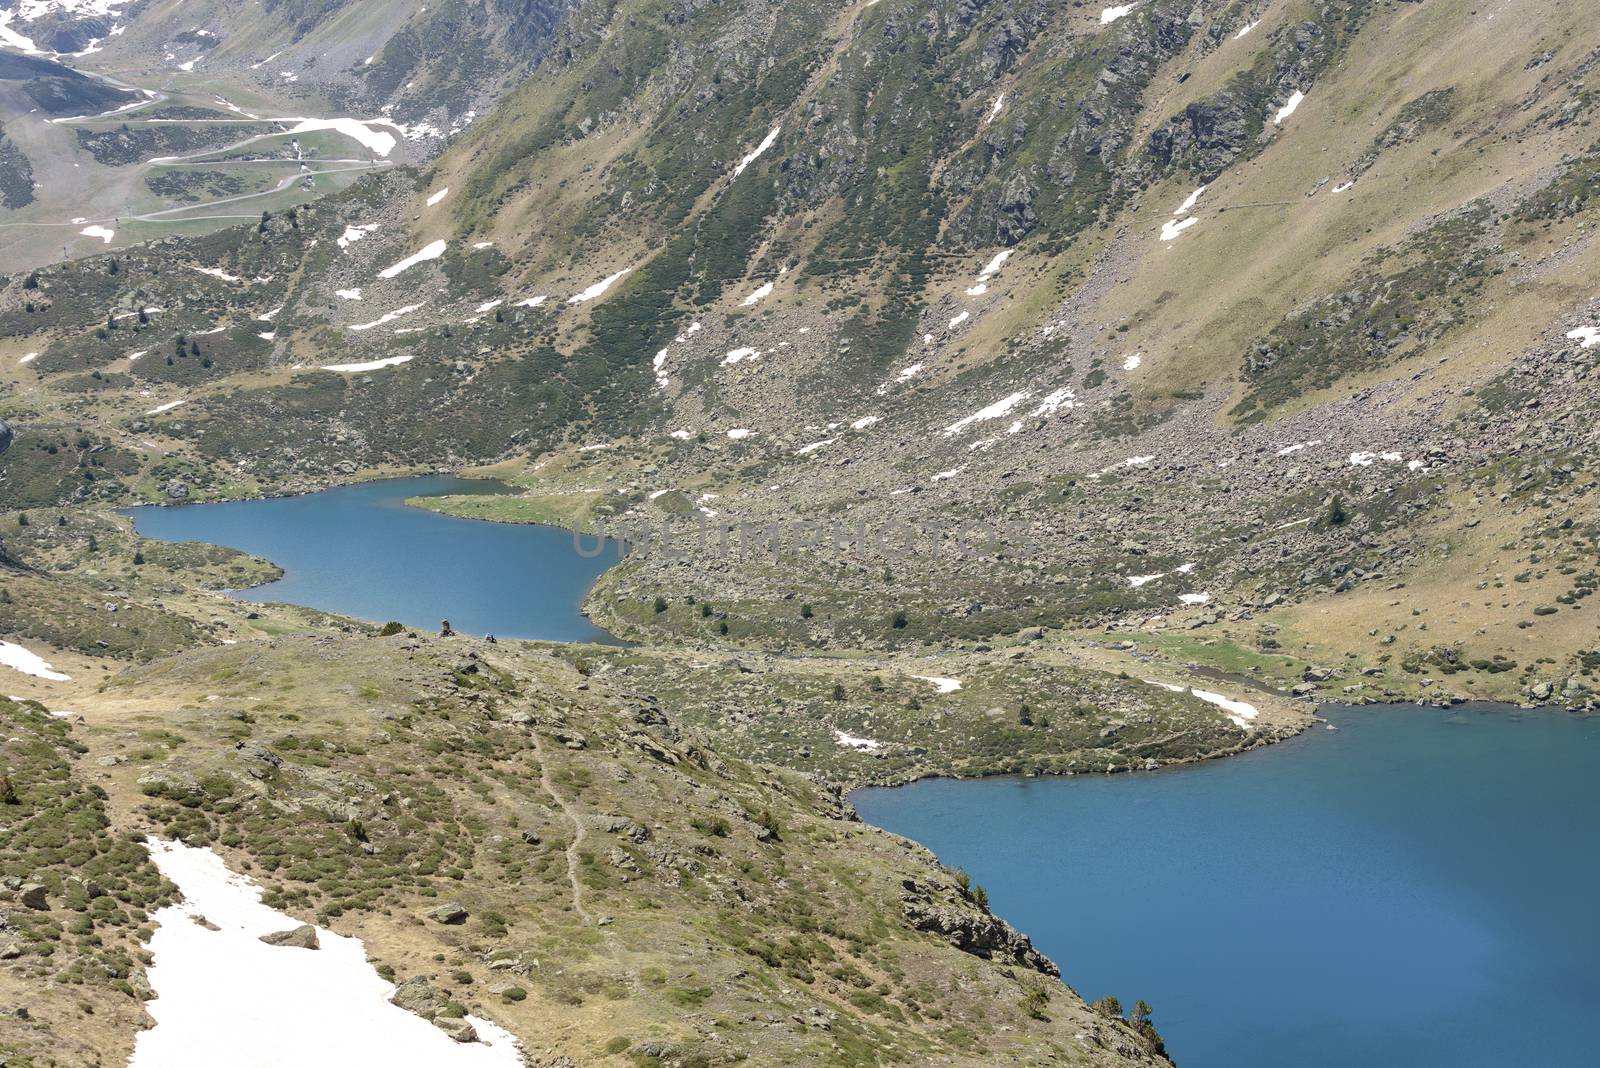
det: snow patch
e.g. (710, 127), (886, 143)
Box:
(130, 839), (521, 1068)
(910, 675), (962, 694)
(943, 391), (1030, 436)
(80, 225), (115, 243)
(425, 187), (449, 207)
(948, 311), (970, 329)
(722, 347), (760, 366)
(1174, 186), (1205, 215)
(1122, 353), (1142, 370)
(1234, 19), (1259, 38)
(377, 240), (447, 279)
(334, 288), (362, 301)
(833, 731), (883, 752)
(146, 400), (186, 415)
(1189, 688), (1259, 730)
(1273, 90), (1306, 125)
(321, 354), (415, 373)
(1566, 326), (1600, 348)
(1160, 217), (1198, 241)
(347, 303), (423, 331)
(284, 118), (398, 157)
(190, 266), (241, 283)
(1100, 4), (1136, 24)
(1029, 388), (1076, 418)
(978, 250), (1012, 279)
(726, 428), (752, 440)
(741, 280), (775, 306)
(733, 127), (781, 177)
(338, 224), (378, 250)
(567, 269), (632, 304)
(0, 641), (70, 682)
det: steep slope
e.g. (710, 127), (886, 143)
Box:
(5, 0), (1599, 711)
(2, 637), (1175, 1067)
(0, 0), (572, 271)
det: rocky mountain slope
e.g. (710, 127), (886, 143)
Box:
(5, 0), (1597, 706)
(3, 0), (1600, 1060)
(0, 636), (1179, 1066)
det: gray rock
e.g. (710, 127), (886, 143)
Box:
(427, 902), (468, 925)
(259, 924), (320, 949)
(433, 1017), (479, 1043)
(390, 976), (447, 1019)
(0, 418), (12, 456)
(164, 479), (190, 501)
(18, 884), (48, 910)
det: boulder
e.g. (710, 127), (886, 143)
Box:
(164, 479), (190, 501)
(427, 902), (468, 925)
(0, 418), (12, 456)
(433, 1017), (479, 1044)
(390, 976), (447, 1019)
(18, 884), (48, 910)
(259, 924), (320, 950)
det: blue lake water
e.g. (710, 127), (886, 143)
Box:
(125, 476), (623, 642)
(124, 480), (1598, 1064)
(856, 703), (1600, 1067)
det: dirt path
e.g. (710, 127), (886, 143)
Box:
(528, 728), (598, 927)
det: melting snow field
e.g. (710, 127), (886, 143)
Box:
(1189, 689), (1259, 730)
(910, 675), (962, 694)
(1143, 681), (1259, 729)
(80, 224), (115, 243)
(1273, 90), (1306, 125)
(733, 127), (781, 177)
(322, 354), (416, 373)
(0, 641), (70, 682)
(833, 730), (883, 752)
(943, 391), (1030, 437)
(568, 269), (632, 304)
(348, 303), (422, 331)
(1160, 216), (1198, 241)
(338, 224), (378, 250)
(377, 240), (447, 279)
(1566, 326), (1600, 348)
(131, 840), (520, 1068)
(283, 118), (399, 157)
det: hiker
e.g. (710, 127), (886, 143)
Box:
(439, 618), (454, 637)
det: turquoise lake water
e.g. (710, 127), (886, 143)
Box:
(125, 480), (1597, 1064)
(124, 476), (622, 642)
(855, 703), (1600, 1067)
